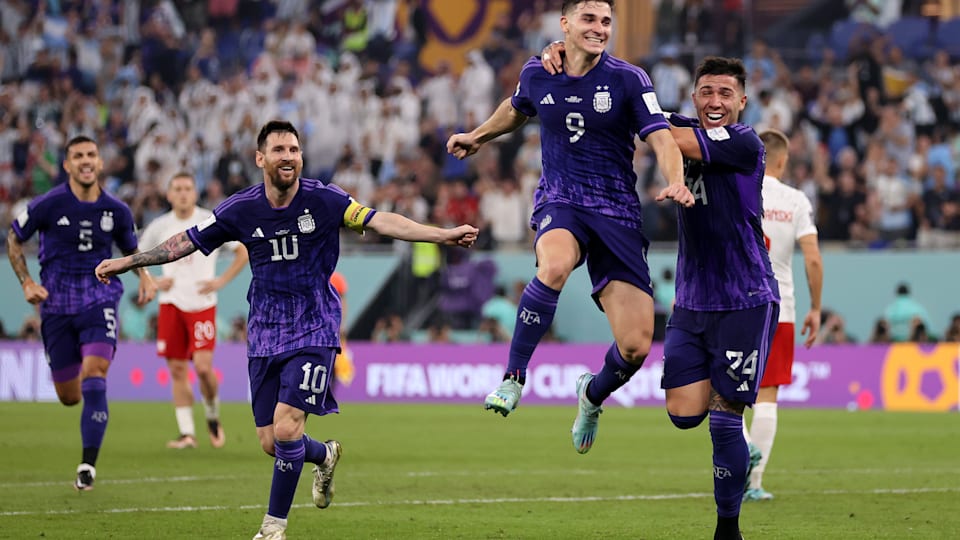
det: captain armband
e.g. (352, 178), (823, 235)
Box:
(343, 200), (375, 233)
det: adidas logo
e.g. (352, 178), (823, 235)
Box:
(57, 216), (70, 226)
(305, 395), (316, 405)
(540, 93), (555, 105)
(252, 227), (264, 238)
(736, 381), (750, 392)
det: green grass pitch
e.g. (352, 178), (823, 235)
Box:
(1, 401), (957, 539)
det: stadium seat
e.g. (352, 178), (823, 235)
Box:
(934, 17), (960, 60)
(829, 20), (879, 61)
(886, 16), (934, 60)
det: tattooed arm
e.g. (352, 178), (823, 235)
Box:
(7, 229), (49, 304)
(95, 231), (198, 284)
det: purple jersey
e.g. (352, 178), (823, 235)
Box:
(187, 178), (370, 357)
(669, 114), (779, 311)
(11, 183), (137, 315)
(511, 52), (669, 229)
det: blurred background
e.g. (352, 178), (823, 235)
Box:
(0, 0), (958, 350)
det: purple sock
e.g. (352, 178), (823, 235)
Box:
(302, 434), (328, 465)
(268, 439), (305, 520)
(80, 377), (108, 463)
(709, 410), (747, 520)
(506, 277), (560, 382)
(586, 342), (642, 405)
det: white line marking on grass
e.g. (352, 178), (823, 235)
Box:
(0, 475), (240, 488)
(2, 487), (959, 517)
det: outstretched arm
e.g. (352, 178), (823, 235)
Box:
(7, 229), (48, 304)
(96, 231), (198, 284)
(447, 98), (528, 160)
(365, 212), (478, 247)
(798, 234), (823, 348)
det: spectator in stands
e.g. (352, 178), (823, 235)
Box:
(868, 318), (892, 343)
(818, 309), (857, 344)
(943, 314), (960, 342)
(480, 285), (518, 343)
(883, 282), (932, 342)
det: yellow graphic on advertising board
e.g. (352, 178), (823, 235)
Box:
(881, 344), (959, 411)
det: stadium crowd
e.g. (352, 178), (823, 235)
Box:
(1, 0), (959, 341)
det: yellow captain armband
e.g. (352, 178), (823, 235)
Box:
(343, 200), (374, 233)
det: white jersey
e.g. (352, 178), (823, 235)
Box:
(138, 207), (239, 312)
(762, 175), (818, 323)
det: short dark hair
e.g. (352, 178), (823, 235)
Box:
(562, 0), (614, 15)
(256, 120), (300, 151)
(65, 135), (97, 153)
(694, 56), (747, 91)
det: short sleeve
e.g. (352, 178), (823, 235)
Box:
(624, 66), (670, 140)
(693, 123), (762, 171)
(187, 208), (234, 256)
(794, 193), (818, 239)
(11, 195), (48, 242)
(510, 57), (541, 118)
(113, 204), (138, 253)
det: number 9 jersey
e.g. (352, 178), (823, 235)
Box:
(510, 51), (670, 230)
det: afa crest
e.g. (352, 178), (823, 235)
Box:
(297, 209), (315, 233)
(593, 85), (612, 113)
(100, 211), (114, 232)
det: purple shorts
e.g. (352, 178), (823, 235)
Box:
(248, 347), (340, 427)
(40, 302), (119, 383)
(532, 203), (653, 309)
(660, 303), (778, 404)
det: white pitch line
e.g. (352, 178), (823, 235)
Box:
(2, 487), (959, 517)
(0, 475), (244, 489)
(4, 466), (960, 488)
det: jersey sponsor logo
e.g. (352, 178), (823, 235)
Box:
(197, 214), (216, 231)
(706, 127), (730, 141)
(305, 394), (317, 405)
(252, 227), (264, 238)
(57, 216), (70, 226)
(565, 95), (582, 103)
(763, 208), (793, 222)
(593, 85), (611, 113)
(100, 211), (114, 232)
(736, 380), (750, 392)
(297, 210), (315, 233)
(641, 92), (662, 114)
(539, 93), (555, 105)
(16, 210), (28, 227)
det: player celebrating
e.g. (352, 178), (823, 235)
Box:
(138, 172), (249, 449)
(95, 120), (478, 540)
(7, 135), (157, 491)
(447, 0), (692, 455)
(743, 129), (823, 501)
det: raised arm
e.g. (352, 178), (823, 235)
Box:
(365, 212), (478, 247)
(447, 98), (529, 160)
(798, 233), (823, 348)
(96, 231), (198, 283)
(7, 228), (48, 304)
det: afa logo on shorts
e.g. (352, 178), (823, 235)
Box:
(539, 214), (552, 230)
